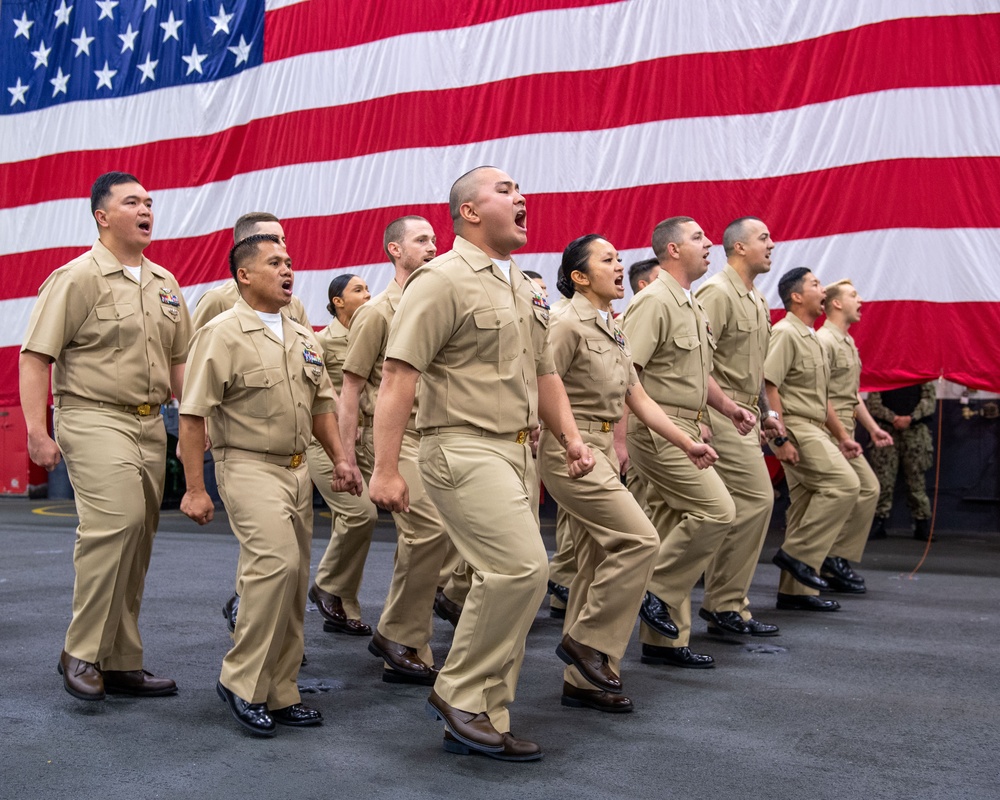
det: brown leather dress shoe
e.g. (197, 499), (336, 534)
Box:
(308, 584), (371, 636)
(555, 634), (622, 693)
(433, 590), (462, 627)
(426, 690), (504, 752)
(102, 669), (178, 697)
(58, 650), (104, 701)
(561, 681), (633, 713)
(368, 630), (432, 678)
(443, 730), (543, 761)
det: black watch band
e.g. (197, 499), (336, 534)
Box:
(772, 435), (789, 447)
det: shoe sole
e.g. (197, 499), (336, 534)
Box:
(425, 700), (504, 753)
(433, 605), (461, 627)
(638, 606), (680, 640)
(216, 683), (277, 738)
(57, 663), (105, 701)
(383, 669), (436, 686)
(554, 643), (622, 694)
(322, 620), (372, 636)
(775, 602), (841, 612)
(639, 655), (715, 669)
(442, 737), (543, 761)
(560, 695), (633, 714)
(104, 685), (178, 697)
(273, 715), (323, 727)
(772, 553), (829, 591)
(367, 641), (432, 680)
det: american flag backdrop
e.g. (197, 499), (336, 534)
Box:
(2, 0), (999, 410)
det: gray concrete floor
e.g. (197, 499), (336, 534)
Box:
(1, 498), (998, 800)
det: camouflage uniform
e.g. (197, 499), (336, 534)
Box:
(865, 383), (936, 520)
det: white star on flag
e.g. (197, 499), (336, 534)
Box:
(160, 10), (183, 42)
(94, 60), (117, 90)
(119, 23), (138, 52)
(96, 1), (119, 21)
(209, 4), (234, 35)
(13, 11), (34, 40)
(8, 78), (29, 106)
(54, 1), (73, 28)
(137, 53), (158, 83)
(72, 27), (95, 56)
(182, 44), (207, 75)
(31, 41), (52, 69)
(228, 35), (251, 67)
(143, 0), (157, 10)
(50, 67), (70, 97)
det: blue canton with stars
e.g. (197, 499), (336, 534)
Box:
(2, 0), (264, 115)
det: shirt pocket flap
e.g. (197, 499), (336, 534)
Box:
(672, 334), (701, 351)
(96, 303), (134, 321)
(474, 307), (515, 330)
(243, 366), (285, 389)
(586, 338), (612, 354)
(736, 319), (755, 332)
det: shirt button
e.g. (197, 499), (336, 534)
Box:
(523, 349), (527, 354)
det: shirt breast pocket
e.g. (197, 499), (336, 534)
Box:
(474, 307), (517, 362)
(586, 338), (615, 381)
(669, 333), (701, 375)
(242, 367), (285, 418)
(94, 303), (137, 349)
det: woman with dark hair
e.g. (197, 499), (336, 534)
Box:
(306, 274), (379, 636)
(539, 235), (718, 713)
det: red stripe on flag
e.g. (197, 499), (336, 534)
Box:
(3, 14), (997, 209)
(3, 156), (997, 301)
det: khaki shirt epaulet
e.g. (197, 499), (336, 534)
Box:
(696, 263), (770, 401)
(621, 269), (713, 413)
(817, 320), (861, 420)
(180, 298), (335, 457)
(21, 239), (192, 406)
(549, 292), (637, 423)
(385, 235), (555, 435)
(764, 313), (829, 422)
(192, 280), (311, 332)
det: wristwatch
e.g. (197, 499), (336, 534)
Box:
(766, 410), (779, 420)
(772, 435), (789, 447)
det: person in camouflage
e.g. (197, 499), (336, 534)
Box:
(865, 383), (937, 540)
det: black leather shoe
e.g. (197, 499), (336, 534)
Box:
(309, 584), (372, 636)
(699, 608), (750, 635)
(383, 666), (439, 686)
(776, 593), (841, 612)
(443, 730), (543, 761)
(547, 580), (569, 604)
(216, 681), (276, 737)
(638, 592), (680, 639)
(368, 630), (432, 678)
(561, 681), (633, 714)
(426, 690), (504, 753)
(555, 635), (622, 693)
(103, 669), (177, 697)
(222, 594), (239, 634)
(821, 574), (866, 593)
(744, 617), (780, 637)
(434, 590), (462, 628)
(640, 644), (714, 669)
(772, 549), (829, 591)
(822, 556), (865, 585)
(58, 650), (104, 701)
(271, 703), (323, 727)
(913, 518), (931, 541)
(869, 515), (888, 540)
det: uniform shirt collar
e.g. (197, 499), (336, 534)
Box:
(453, 235), (521, 279)
(92, 238), (167, 282)
(821, 318), (852, 344)
(786, 312), (819, 337)
(657, 269), (693, 307)
(723, 263), (753, 298)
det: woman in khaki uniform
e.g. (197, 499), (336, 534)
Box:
(539, 235), (718, 713)
(307, 274), (379, 635)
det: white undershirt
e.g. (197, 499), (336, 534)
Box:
(123, 265), (141, 282)
(597, 308), (610, 324)
(256, 310), (284, 342)
(682, 287), (692, 302)
(492, 259), (511, 283)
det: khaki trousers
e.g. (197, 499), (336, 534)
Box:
(546, 507), (576, 612)
(217, 458), (313, 708)
(624, 463), (652, 516)
(55, 406), (166, 671)
(306, 438), (379, 619)
(826, 414), (880, 563)
(539, 430), (657, 690)
(628, 419), (736, 648)
(418, 433), (548, 734)
(702, 407), (774, 619)
(778, 417), (861, 597)
(358, 427), (452, 666)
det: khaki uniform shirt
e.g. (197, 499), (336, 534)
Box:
(386, 236), (555, 435)
(817, 320), (861, 423)
(696, 263), (770, 405)
(314, 316), (350, 394)
(342, 278), (412, 424)
(180, 298), (336, 457)
(192, 280), (310, 331)
(764, 313), (829, 423)
(549, 292), (637, 423)
(22, 239), (192, 405)
(621, 269), (714, 412)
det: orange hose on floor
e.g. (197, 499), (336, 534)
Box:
(908, 396), (944, 578)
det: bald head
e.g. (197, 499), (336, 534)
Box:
(449, 165), (498, 224)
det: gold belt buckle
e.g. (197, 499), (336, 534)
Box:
(136, 403), (151, 416)
(600, 421), (612, 433)
(289, 453), (303, 468)
(696, 410), (703, 422)
(515, 430), (528, 444)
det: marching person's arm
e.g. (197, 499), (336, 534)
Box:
(337, 371), (366, 468)
(178, 414), (213, 525)
(707, 375), (756, 435)
(19, 351), (61, 471)
(369, 358), (419, 512)
(855, 393), (893, 447)
(537, 372), (595, 478)
(313, 411), (363, 496)
(626, 377), (717, 470)
(765, 381), (799, 466)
